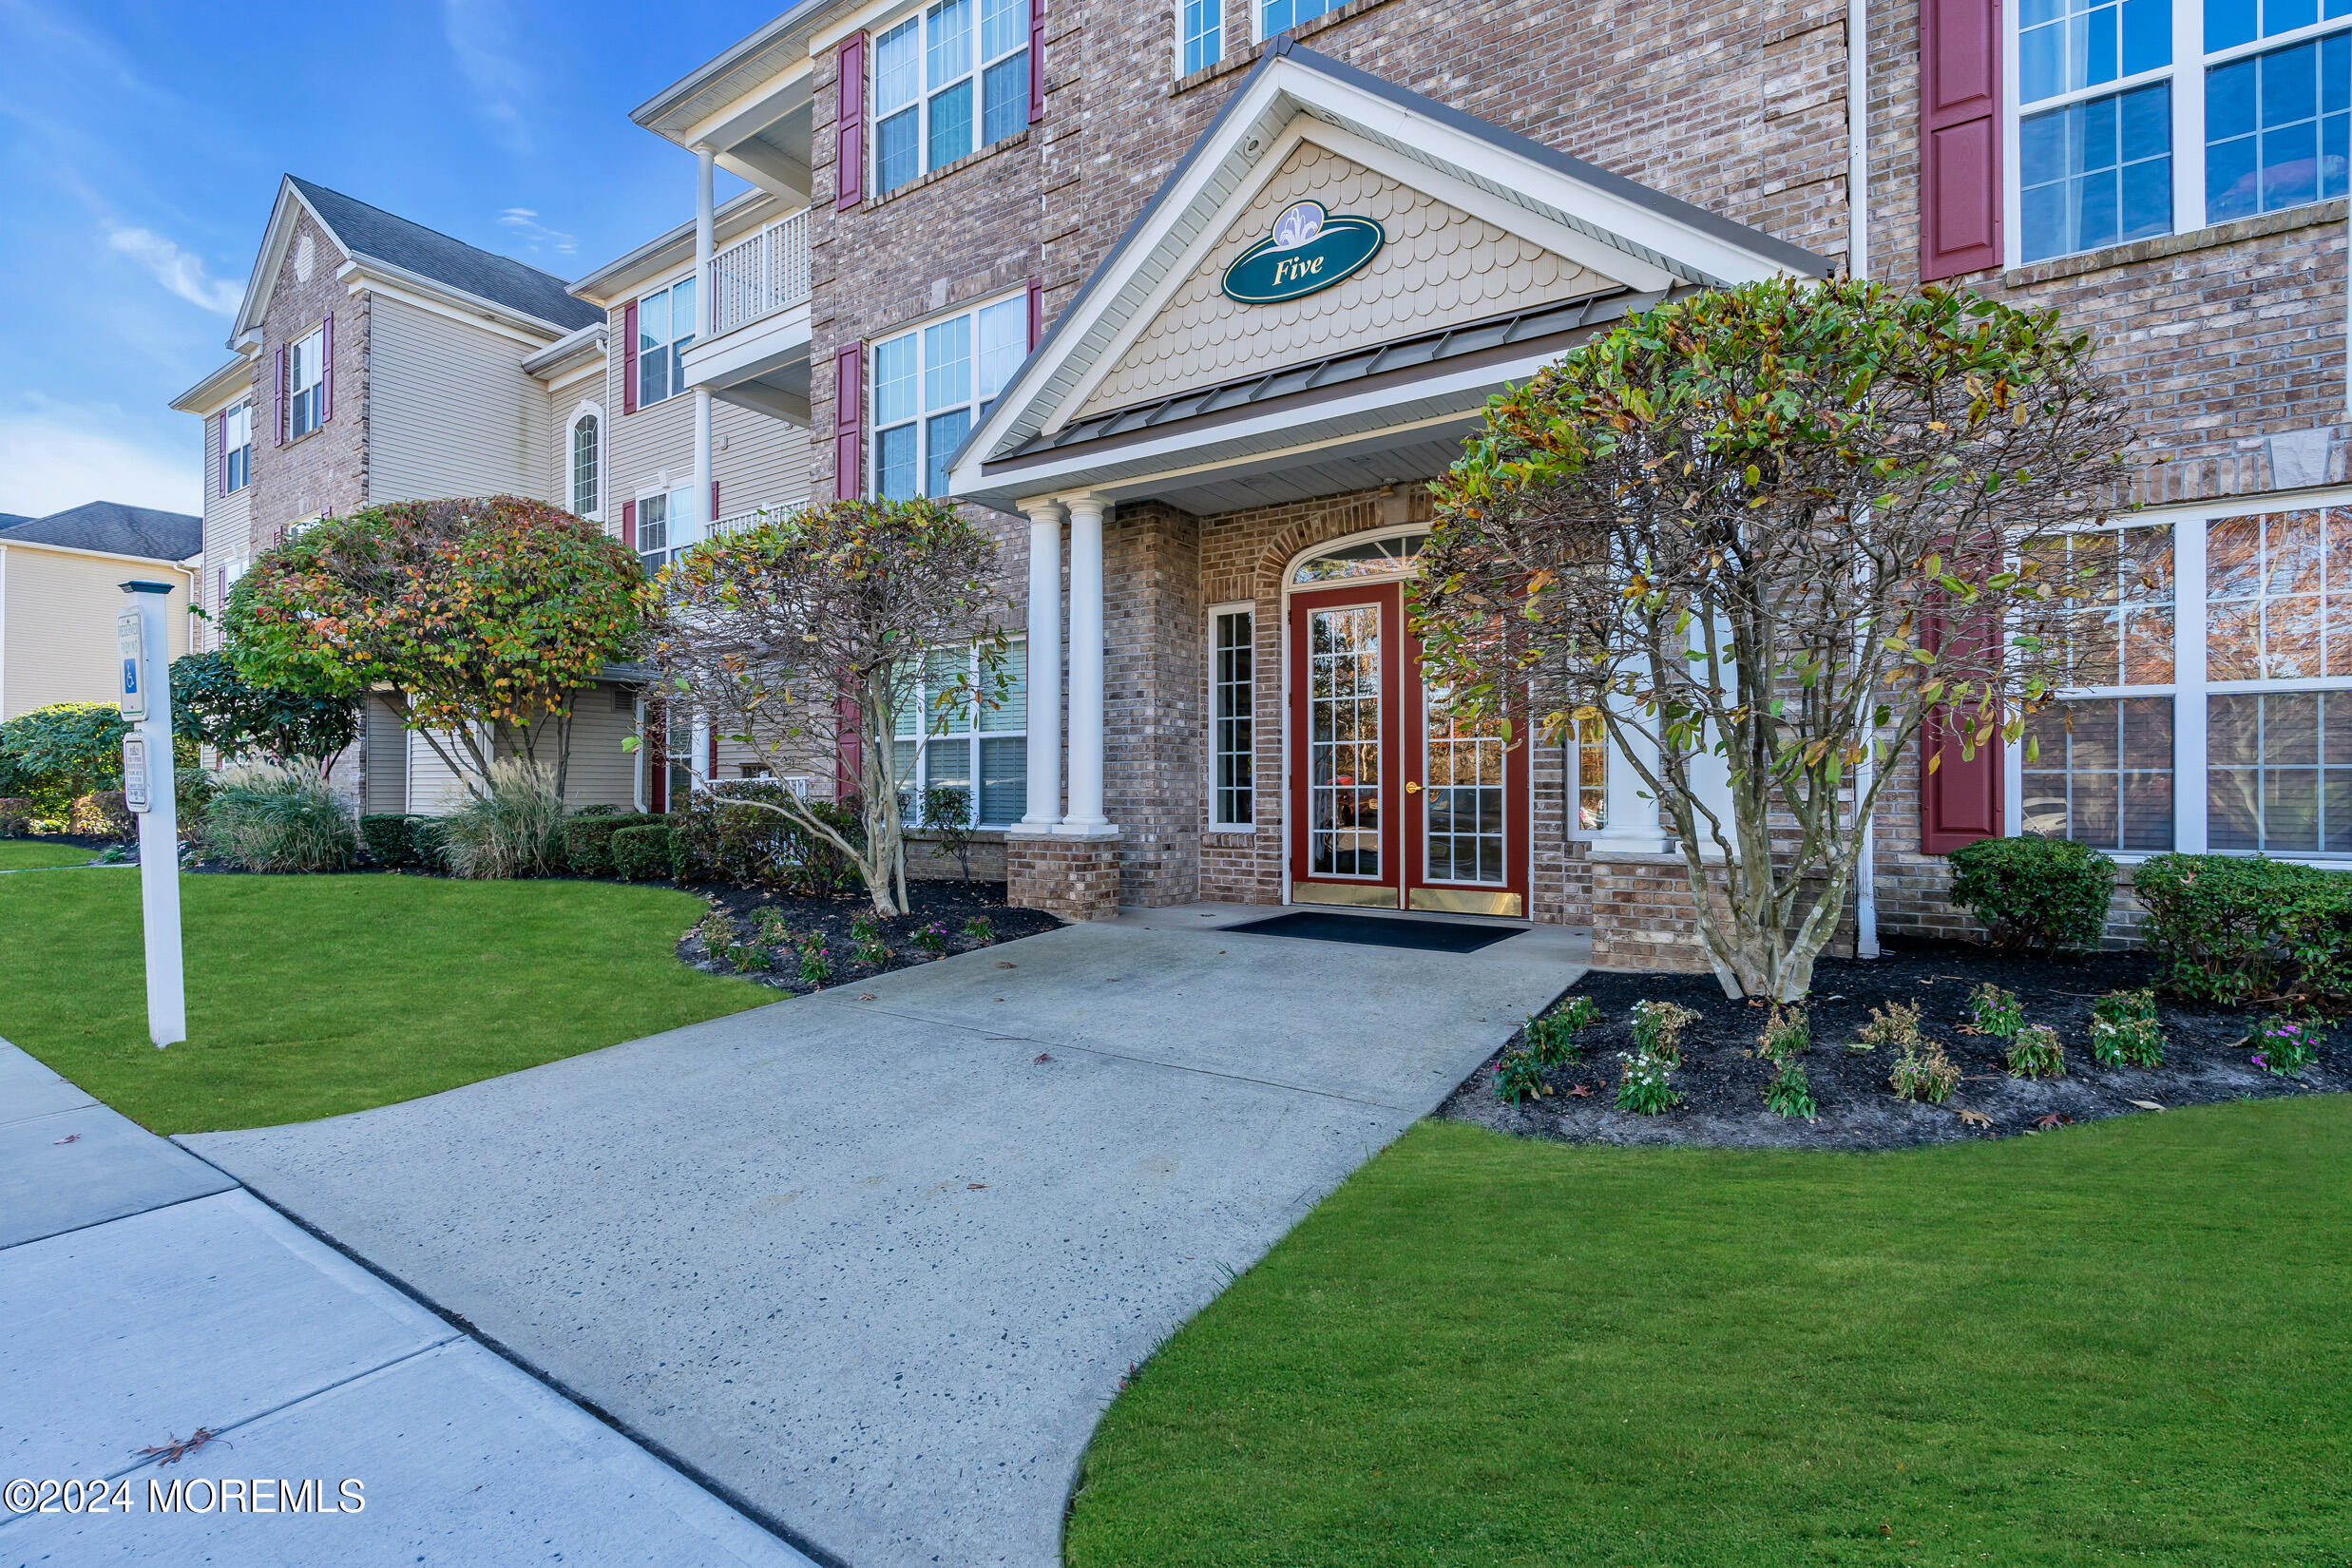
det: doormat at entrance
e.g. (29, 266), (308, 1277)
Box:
(1224, 910), (1520, 953)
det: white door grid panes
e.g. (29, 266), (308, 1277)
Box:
(1308, 605), (1382, 877)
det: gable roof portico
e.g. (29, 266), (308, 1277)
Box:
(949, 43), (1830, 516)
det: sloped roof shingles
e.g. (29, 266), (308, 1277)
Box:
(290, 178), (602, 334)
(0, 503), (202, 563)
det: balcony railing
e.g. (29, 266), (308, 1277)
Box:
(711, 210), (810, 336)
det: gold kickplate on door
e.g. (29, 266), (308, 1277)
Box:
(1291, 881), (1400, 908)
(1409, 888), (1524, 918)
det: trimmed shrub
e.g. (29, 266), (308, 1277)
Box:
(203, 763), (358, 871)
(670, 783), (860, 892)
(558, 812), (667, 877)
(359, 813), (418, 868)
(409, 817), (449, 873)
(442, 760), (565, 879)
(1948, 834), (2116, 953)
(2007, 1024), (2066, 1079)
(2132, 853), (2352, 1004)
(610, 824), (675, 882)
(0, 797), (29, 836)
(70, 792), (134, 840)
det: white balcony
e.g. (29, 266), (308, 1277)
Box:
(683, 210), (813, 426)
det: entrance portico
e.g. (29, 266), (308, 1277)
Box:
(954, 42), (1827, 924)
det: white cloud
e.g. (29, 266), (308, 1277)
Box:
(105, 226), (240, 315)
(497, 207), (576, 257)
(443, 0), (533, 158)
(0, 411), (200, 519)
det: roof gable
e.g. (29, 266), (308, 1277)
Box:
(952, 43), (1828, 488)
(234, 178), (602, 341)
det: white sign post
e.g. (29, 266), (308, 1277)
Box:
(117, 583), (186, 1047)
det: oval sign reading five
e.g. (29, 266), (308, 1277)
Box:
(1220, 201), (1386, 306)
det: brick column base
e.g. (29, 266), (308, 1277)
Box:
(1588, 851), (1856, 974)
(1006, 830), (1121, 922)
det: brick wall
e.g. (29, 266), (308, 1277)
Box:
(248, 210), (370, 548)
(1005, 832), (1119, 921)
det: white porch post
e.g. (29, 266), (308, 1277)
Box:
(1020, 502), (1065, 830)
(1057, 493), (1114, 834)
(692, 145), (717, 543)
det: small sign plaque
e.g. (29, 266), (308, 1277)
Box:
(117, 607), (146, 721)
(1220, 201), (1386, 306)
(122, 736), (150, 813)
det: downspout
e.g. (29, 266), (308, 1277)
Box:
(1848, 0), (1882, 959)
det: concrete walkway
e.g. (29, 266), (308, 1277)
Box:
(0, 1042), (813, 1568)
(182, 907), (1580, 1567)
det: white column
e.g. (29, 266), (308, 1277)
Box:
(1057, 493), (1114, 834)
(1020, 502), (1065, 830)
(693, 146), (717, 542)
(1590, 696), (1668, 855)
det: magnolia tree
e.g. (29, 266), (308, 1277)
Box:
(224, 496), (643, 797)
(170, 652), (358, 772)
(1412, 277), (2133, 1000)
(645, 497), (1008, 917)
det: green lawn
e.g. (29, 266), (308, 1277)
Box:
(0, 839), (108, 870)
(0, 869), (773, 1133)
(1068, 1103), (2352, 1568)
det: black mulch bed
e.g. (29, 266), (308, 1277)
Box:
(1441, 937), (2349, 1151)
(677, 878), (1061, 996)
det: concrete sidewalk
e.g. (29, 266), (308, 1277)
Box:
(0, 1042), (813, 1568)
(182, 910), (1581, 1568)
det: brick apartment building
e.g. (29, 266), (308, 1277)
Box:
(178, 0), (2352, 958)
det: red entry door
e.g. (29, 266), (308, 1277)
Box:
(1288, 582), (1528, 916)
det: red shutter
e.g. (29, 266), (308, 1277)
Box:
(710, 480), (720, 524)
(835, 34), (867, 210)
(836, 692), (864, 800)
(273, 346), (287, 446)
(707, 728), (719, 775)
(1028, 0), (1045, 123)
(833, 341), (865, 500)
(621, 302), (640, 414)
(319, 311), (334, 423)
(1919, 602), (2005, 852)
(621, 499), (637, 550)
(1026, 275), (1042, 349)
(217, 411), (228, 496)
(1919, 0), (2002, 280)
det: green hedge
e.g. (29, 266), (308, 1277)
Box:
(1948, 835), (2116, 954)
(559, 812), (669, 878)
(609, 824), (676, 883)
(669, 783), (859, 892)
(69, 792), (135, 842)
(409, 817), (449, 874)
(359, 813), (422, 868)
(2133, 853), (2352, 1004)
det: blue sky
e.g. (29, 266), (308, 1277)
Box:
(0, 0), (777, 520)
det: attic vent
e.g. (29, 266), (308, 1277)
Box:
(296, 234), (315, 283)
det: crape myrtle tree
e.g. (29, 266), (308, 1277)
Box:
(223, 496), (643, 798)
(170, 652), (359, 772)
(644, 497), (1009, 917)
(1411, 277), (2134, 1000)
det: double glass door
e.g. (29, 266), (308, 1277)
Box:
(1288, 582), (1528, 916)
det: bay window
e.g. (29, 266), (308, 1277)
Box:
(873, 0), (1030, 198)
(872, 294), (1027, 500)
(2012, 0), (2352, 260)
(892, 641), (1028, 827)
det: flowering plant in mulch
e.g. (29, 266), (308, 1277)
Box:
(1494, 1049), (1548, 1105)
(912, 921), (951, 956)
(2251, 1016), (2318, 1077)
(2089, 988), (2165, 1068)
(1614, 1045), (1682, 1115)
(1631, 999), (1700, 1064)
(961, 914), (996, 945)
(794, 927), (833, 986)
(2006, 1023), (2066, 1080)
(1763, 1060), (1816, 1119)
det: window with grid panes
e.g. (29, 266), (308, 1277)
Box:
(891, 641), (1027, 827)
(873, 0), (1030, 198)
(872, 295), (1026, 500)
(1212, 609), (1253, 828)
(2021, 525), (2177, 851)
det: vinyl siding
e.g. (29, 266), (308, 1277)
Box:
(0, 545), (192, 720)
(362, 695), (409, 814)
(369, 296), (555, 506)
(558, 687), (641, 808)
(405, 727), (477, 815)
(603, 303), (813, 531)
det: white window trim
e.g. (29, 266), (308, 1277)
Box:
(870, 287), (1029, 501)
(1208, 601), (1257, 831)
(222, 401), (254, 493)
(870, 0), (1030, 199)
(2004, 0), (2352, 267)
(634, 274), (697, 410)
(633, 479), (700, 571)
(893, 637), (1030, 828)
(2005, 486), (2352, 863)
(287, 327), (325, 440)
(568, 402), (605, 521)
